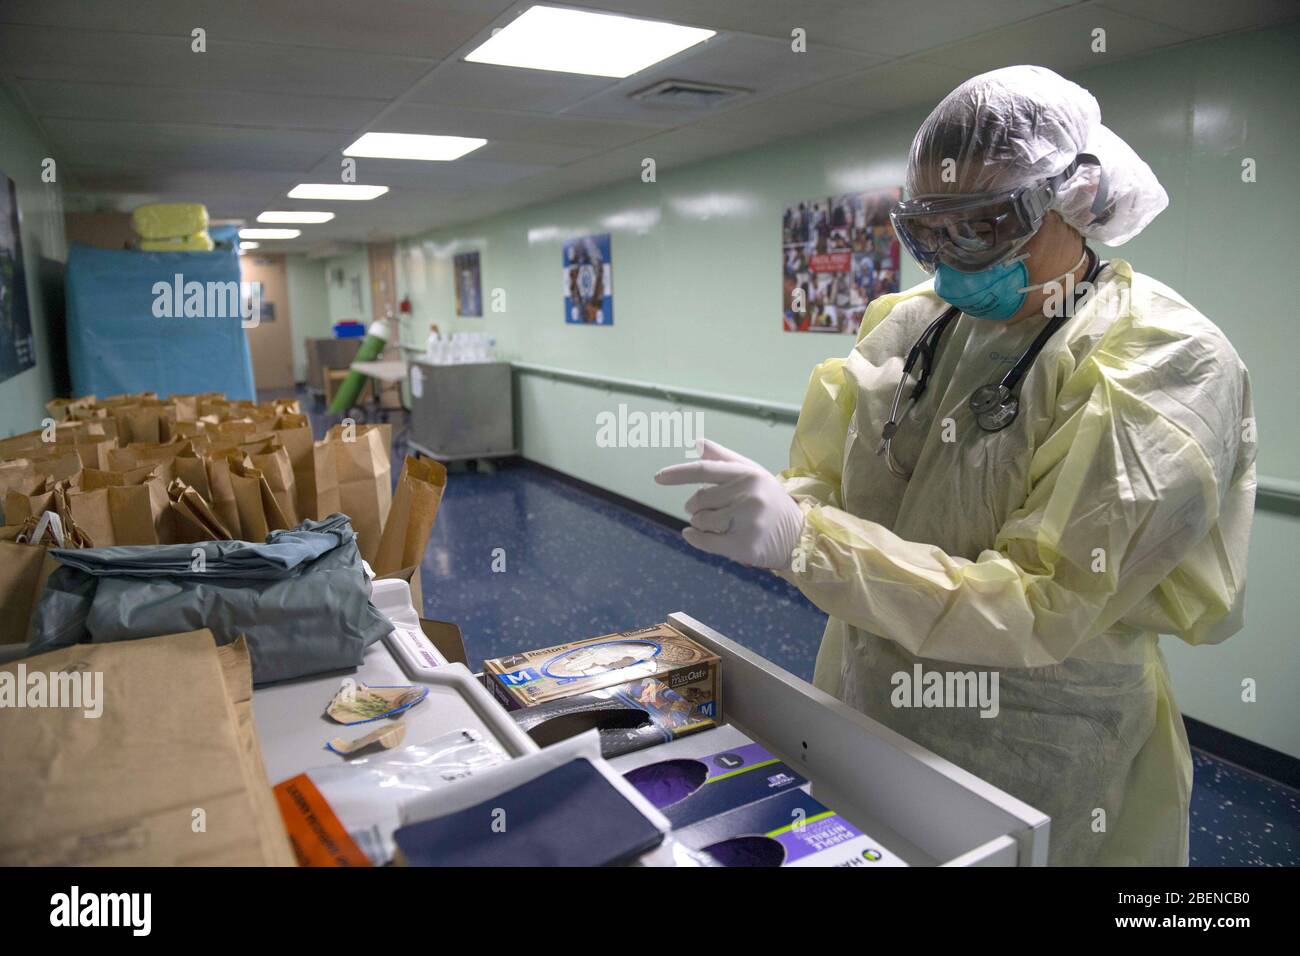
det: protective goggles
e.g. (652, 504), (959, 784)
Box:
(891, 155), (1101, 273)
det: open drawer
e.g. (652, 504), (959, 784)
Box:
(666, 613), (1049, 866)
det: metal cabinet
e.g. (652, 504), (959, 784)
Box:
(407, 361), (516, 461)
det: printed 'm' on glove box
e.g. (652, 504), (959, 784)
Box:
(483, 622), (721, 723)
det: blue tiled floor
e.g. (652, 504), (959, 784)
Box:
(418, 458), (827, 680)
(292, 390), (1299, 867)
(1189, 751), (1299, 866)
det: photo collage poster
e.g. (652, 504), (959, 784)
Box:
(782, 187), (901, 334)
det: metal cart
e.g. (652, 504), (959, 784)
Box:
(406, 360), (517, 462)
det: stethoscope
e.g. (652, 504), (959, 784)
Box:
(878, 247), (1105, 479)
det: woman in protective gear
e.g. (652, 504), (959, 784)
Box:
(657, 65), (1255, 866)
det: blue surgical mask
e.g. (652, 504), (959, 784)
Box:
(934, 258), (1029, 321)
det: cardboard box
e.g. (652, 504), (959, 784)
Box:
(510, 672), (717, 758)
(483, 622), (721, 723)
(615, 724), (807, 828)
(675, 789), (907, 867)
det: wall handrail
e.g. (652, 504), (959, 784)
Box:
(511, 361), (802, 421)
(511, 361), (1298, 509)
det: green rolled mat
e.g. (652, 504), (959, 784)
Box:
(328, 319), (390, 413)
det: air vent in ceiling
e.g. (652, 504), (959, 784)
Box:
(630, 79), (750, 109)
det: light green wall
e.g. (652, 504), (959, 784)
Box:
(321, 25), (1298, 757)
(0, 87), (67, 438)
(322, 249), (372, 330)
(285, 255), (330, 383)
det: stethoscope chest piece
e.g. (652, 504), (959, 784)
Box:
(969, 383), (1019, 432)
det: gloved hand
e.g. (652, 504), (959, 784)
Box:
(655, 439), (804, 570)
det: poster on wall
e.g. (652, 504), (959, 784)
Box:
(782, 187), (901, 334)
(563, 233), (613, 326)
(454, 250), (482, 317)
(0, 169), (35, 385)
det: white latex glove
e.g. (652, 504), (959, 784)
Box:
(655, 439), (804, 570)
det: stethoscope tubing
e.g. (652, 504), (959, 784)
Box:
(878, 248), (1105, 476)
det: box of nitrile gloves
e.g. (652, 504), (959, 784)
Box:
(483, 622), (721, 723)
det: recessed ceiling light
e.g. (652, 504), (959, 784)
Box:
(288, 184), (389, 201)
(239, 241), (260, 250)
(465, 5), (714, 78)
(239, 228), (301, 239)
(345, 132), (486, 161)
(257, 211), (335, 223)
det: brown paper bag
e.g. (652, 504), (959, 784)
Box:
(0, 524), (62, 643)
(229, 461), (270, 542)
(0, 460), (37, 503)
(119, 405), (164, 445)
(168, 479), (232, 542)
(4, 485), (57, 526)
(228, 458), (290, 542)
(68, 466), (170, 545)
(326, 422), (391, 562)
(28, 449), (84, 484)
(205, 454), (243, 539)
(272, 414), (316, 521)
(45, 394), (97, 422)
(0, 632), (296, 866)
(374, 456), (447, 575)
(244, 440), (297, 526)
(67, 486), (158, 546)
(173, 448), (213, 502)
(312, 440), (340, 519)
(68, 407), (120, 443)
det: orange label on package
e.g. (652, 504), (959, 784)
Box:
(272, 773), (372, 867)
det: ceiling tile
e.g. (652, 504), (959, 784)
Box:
(405, 61), (614, 113)
(0, 25), (435, 98)
(695, 94), (875, 138)
(299, 154), (555, 192)
(783, 59), (977, 116)
(916, 5), (1197, 75)
(472, 140), (607, 166)
(378, 103), (662, 147)
(44, 117), (342, 171)
(20, 80), (385, 131)
(560, 0), (1070, 56)
(0, 0), (517, 58)
(560, 33), (882, 123)
(1096, 0), (1300, 37)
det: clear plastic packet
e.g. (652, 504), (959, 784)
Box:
(298, 728), (507, 864)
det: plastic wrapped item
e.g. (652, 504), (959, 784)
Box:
(273, 729), (508, 865)
(131, 202), (209, 240)
(139, 231), (214, 253)
(64, 241), (256, 399)
(29, 514), (389, 685)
